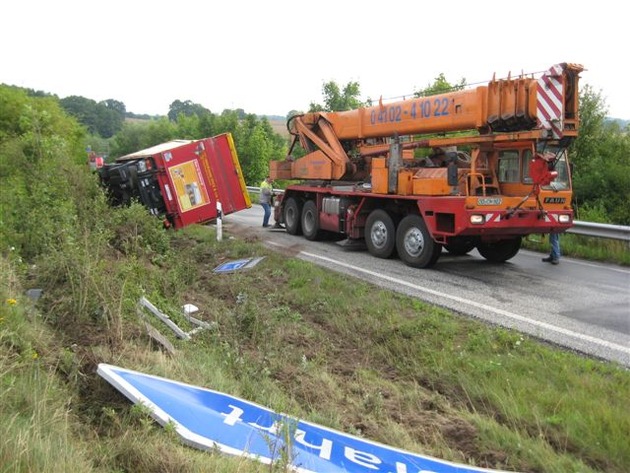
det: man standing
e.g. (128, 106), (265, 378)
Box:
(542, 233), (561, 265)
(259, 176), (273, 228)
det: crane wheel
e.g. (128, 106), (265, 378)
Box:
(283, 197), (303, 235)
(444, 237), (477, 256)
(395, 215), (442, 268)
(365, 209), (396, 259)
(301, 200), (321, 241)
(477, 237), (522, 262)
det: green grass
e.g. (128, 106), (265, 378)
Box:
(2, 221), (628, 473)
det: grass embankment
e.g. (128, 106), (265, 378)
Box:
(1, 219), (628, 473)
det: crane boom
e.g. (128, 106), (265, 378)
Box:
(274, 63), (583, 181)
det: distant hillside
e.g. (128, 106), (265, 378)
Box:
(606, 117), (629, 128)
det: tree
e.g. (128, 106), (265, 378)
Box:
(309, 80), (364, 112)
(234, 114), (286, 184)
(59, 95), (124, 138)
(109, 121), (151, 158)
(101, 99), (126, 117)
(415, 73), (466, 97)
(60, 96), (99, 133)
(571, 85), (630, 224)
(167, 100), (210, 122)
(109, 118), (177, 158)
(0, 85), (88, 258)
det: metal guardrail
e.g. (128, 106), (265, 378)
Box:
(570, 221), (630, 242)
(246, 187), (630, 242)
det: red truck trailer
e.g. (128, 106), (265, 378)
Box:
(98, 133), (251, 229)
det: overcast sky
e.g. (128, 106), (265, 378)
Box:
(2, 0), (628, 119)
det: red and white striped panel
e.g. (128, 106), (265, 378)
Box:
(537, 64), (565, 139)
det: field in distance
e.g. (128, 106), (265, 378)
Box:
(269, 117), (289, 138)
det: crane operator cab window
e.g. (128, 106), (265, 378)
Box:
(498, 147), (571, 190)
(548, 152), (571, 190)
(497, 150), (522, 183)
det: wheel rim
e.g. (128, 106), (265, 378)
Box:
(370, 221), (388, 249)
(403, 227), (424, 257)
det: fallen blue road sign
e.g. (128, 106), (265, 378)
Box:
(97, 364), (513, 473)
(213, 257), (265, 273)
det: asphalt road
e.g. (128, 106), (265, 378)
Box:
(220, 205), (630, 368)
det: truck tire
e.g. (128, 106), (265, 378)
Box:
(284, 197), (302, 235)
(477, 237), (522, 263)
(396, 214), (442, 268)
(444, 237), (477, 256)
(365, 209), (396, 258)
(301, 200), (321, 241)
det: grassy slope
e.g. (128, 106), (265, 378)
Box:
(2, 221), (628, 473)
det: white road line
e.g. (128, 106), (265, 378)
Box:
(297, 250), (630, 356)
(565, 258), (630, 275)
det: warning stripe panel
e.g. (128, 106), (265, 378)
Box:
(537, 65), (565, 138)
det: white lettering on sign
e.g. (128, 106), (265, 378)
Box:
(294, 429), (333, 460)
(221, 404), (243, 426)
(345, 446), (382, 469)
(221, 404), (444, 472)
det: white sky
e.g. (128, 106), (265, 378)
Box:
(2, 0), (628, 119)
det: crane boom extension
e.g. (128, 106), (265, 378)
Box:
(273, 63), (583, 181)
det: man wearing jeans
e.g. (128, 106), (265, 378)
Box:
(542, 233), (561, 265)
(259, 176), (273, 228)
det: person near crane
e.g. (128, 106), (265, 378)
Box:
(259, 176), (273, 228)
(543, 233), (561, 265)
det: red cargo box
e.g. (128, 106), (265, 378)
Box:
(117, 133), (251, 229)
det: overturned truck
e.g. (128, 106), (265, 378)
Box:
(98, 133), (251, 229)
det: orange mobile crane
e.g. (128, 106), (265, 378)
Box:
(270, 63), (583, 268)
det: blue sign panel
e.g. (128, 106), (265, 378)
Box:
(97, 364), (511, 473)
(213, 257), (265, 273)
